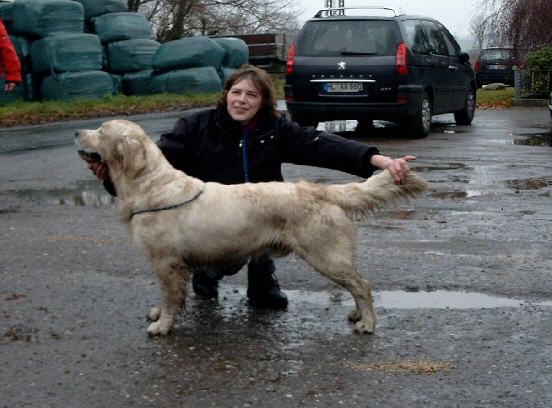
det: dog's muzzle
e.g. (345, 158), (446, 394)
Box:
(77, 150), (102, 163)
(75, 130), (102, 163)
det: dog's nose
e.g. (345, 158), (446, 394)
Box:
(74, 130), (81, 138)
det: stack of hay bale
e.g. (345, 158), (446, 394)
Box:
(0, 0), (32, 103)
(91, 9), (160, 96)
(0, 0), (249, 103)
(19, 0), (110, 101)
(151, 36), (249, 95)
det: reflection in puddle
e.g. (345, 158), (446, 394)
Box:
(216, 286), (552, 310)
(9, 180), (115, 206)
(514, 133), (552, 146)
(285, 289), (552, 310)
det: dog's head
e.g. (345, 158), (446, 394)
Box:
(75, 120), (151, 178)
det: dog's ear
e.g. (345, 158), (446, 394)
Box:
(115, 137), (147, 177)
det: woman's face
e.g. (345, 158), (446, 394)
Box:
(226, 78), (263, 124)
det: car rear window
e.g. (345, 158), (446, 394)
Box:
(296, 20), (400, 57)
(481, 49), (513, 61)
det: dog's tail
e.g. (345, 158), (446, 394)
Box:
(319, 170), (428, 218)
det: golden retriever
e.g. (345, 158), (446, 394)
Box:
(75, 119), (427, 336)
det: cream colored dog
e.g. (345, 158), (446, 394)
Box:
(75, 119), (427, 336)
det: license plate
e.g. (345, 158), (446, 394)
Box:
(488, 65), (507, 70)
(324, 82), (364, 93)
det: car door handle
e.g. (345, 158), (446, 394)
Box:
(448, 65), (459, 71)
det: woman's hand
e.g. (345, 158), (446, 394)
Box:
(4, 81), (17, 92)
(89, 161), (110, 181)
(370, 154), (416, 184)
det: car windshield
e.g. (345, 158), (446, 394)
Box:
(481, 49), (512, 61)
(296, 20), (399, 57)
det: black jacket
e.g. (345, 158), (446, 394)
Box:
(157, 107), (380, 184)
(104, 107), (380, 195)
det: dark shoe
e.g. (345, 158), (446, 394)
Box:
(247, 255), (288, 310)
(247, 284), (288, 310)
(192, 268), (221, 299)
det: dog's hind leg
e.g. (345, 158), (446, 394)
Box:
(147, 256), (189, 336)
(294, 218), (376, 334)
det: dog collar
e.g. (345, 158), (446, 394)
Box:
(130, 188), (204, 218)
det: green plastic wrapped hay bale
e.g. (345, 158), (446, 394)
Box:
(24, 72), (40, 101)
(220, 67), (236, 85)
(107, 39), (160, 74)
(0, 78), (25, 105)
(92, 12), (152, 44)
(73, 0), (127, 20)
(41, 70), (113, 100)
(122, 69), (153, 95)
(212, 37), (249, 69)
(152, 36), (225, 73)
(0, 1), (15, 32)
(12, 0), (84, 38)
(9, 35), (30, 73)
(31, 33), (102, 75)
(110, 74), (123, 94)
(150, 66), (222, 95)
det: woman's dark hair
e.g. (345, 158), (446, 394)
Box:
(217, 64), (278, 117)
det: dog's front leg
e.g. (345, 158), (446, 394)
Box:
(147, 257), (189, 336)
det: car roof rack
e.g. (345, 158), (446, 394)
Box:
(314, 6), (402, 18)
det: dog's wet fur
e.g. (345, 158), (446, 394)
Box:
(75, 119), (428, 336)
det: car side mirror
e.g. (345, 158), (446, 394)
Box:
(458, 51), (470, 63)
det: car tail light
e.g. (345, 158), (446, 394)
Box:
(395, 42), (408, 76)
(287, 43), (297, 75)
(474, 59), (481, 72)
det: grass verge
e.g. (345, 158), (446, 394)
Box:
(0, 93), (220, 128)
(476, 87), (515, 109)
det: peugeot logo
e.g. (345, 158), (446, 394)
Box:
(337, 61), (346, 70)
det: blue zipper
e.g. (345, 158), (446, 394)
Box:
(241, 129), (250, 182)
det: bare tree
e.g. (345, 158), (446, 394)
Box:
(477, 0), (552, 56)
(132, 0), (300, 42)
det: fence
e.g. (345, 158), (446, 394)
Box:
(514, 68), (552, 98)
(211, 33), (289, 72)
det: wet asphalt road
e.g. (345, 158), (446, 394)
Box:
(1, 107), (552, 407)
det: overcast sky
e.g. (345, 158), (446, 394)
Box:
(296, 0), (479, 38)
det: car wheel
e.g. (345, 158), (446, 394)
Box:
(454, 88), (476, 125)
(291, 112), (318, 128)
(356, 119), (374, 132)
(403, 92), (432, 138)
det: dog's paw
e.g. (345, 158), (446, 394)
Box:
(147, 307), (161, 321)
(353, 320), (375, 335)
(147, 320), (172, 336)
(347, 309), (362, 322)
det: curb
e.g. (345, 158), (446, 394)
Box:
(512, 98), (548, 107)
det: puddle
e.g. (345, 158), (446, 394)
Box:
(505, 178), (552, 191)
(429, 191), (468, 199)
(514, 132), (552, 146)
(8, 180), (115, 206)
(284, 289), (552, 310)
(216, 286), (552, 310)
(413, 163), (468, 172)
